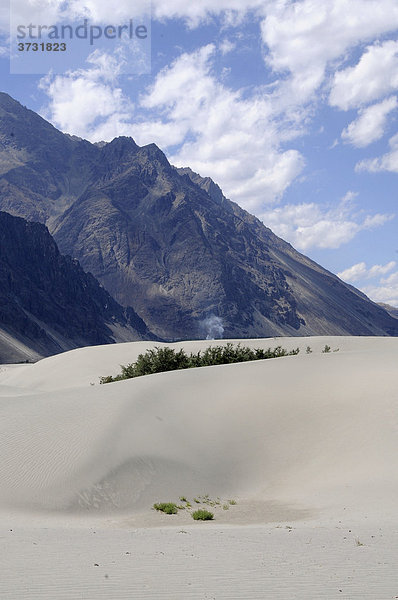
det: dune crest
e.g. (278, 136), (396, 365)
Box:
(0, 336), (397, 521)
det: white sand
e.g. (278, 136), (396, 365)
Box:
(0, 336), (397, 598)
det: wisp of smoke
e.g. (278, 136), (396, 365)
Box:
(201, 315), (224, 340)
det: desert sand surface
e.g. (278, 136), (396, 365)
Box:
(0, 336), (397, 599)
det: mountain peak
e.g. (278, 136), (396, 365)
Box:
(1, 92), (397, 341)
(107, 135), (139, 147)
(0, 92), (25, 111)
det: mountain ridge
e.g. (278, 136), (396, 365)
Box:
(0, 210), (153, 362)
(1, 91), (397, 340)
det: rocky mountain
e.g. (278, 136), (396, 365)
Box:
(1, 91), (398, 340)
(378, 303), (398, 319)
(0, 211), (151, 363)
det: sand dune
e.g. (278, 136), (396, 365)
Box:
(0, 336), (397, 598)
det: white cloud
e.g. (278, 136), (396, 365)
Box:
(41, 43), (305, 207)
(362, 271), (398, 306)
(4, 0), (151, 31)
(338, 261), (396, 282)
(39, 50), (134, 140)
(261, 0), (398, 104)
(152, 0), (265, 27)
(330, 40), (398, 110)
(337, 262), (368, 282)
(338, 262), (398, 306)
(219, 39), (236, 55)
(341, 97), (398, 147)
(135, 44), (305, 207)
(6, 0), (62, 32)
(1, 0), (265, 35)
(356, 131), (398, 173)
(260, 195), (394, 251)
(34, 0), (398, 229)
(65, 0), (151, 21)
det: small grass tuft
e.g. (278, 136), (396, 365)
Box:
(356, 538), (365, 547)
(153, 502), (178, 515)
(192, 509), (214, 521)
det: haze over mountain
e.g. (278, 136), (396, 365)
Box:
(1, 91), (397, 340)
(0, 211), (151, 363)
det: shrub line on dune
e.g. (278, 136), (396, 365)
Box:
(100, 343), (299, 384)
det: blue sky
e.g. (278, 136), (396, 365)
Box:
(1, 0), (398, 306)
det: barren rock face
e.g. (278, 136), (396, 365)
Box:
(0, 211), (151, 362)
(1, 92), (397, 340)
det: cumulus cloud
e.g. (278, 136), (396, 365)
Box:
(341, 97), (398, 147)
(338, 261), (398, 306)
(152, 0), (265, 27)
(4, 0), (151, 31)
(330, 40), (398, 110)
(219, 39), (236, 55)
(39, 51), (135, 140)
(34, 0), (398, 235)
(136, 44), (305, 207)
(65, 0), (151, 21)
(1, 0), (265, 34)
(362, 270), (398, 306)
(261, 0), (398, 103)
(338, 261), (397, 282)
(356, 131), (398, 173)
(260, 194), (394, 251)
(41, 43), (306, 207)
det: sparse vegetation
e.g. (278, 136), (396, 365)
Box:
(153, 502), (178, 515)
(306, 346), (312, 354)
(356, 538), (365, 547)
(100, 343), (300, 383)
(192, 509), (214, 521)
(152, 495), (238, 520)
(322, 344), (331, 353)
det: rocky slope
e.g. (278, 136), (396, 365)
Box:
(378, 303), (398, 319)
(1, 91), (397, 340)
(0, 211), (151, 363)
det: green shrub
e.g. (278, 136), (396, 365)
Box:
(100, 343), (300, 383)
(192, 509), (214, 521)
(153, 502), (178, 515)
(99, 375), (114, 384)
(322, 344), (331, 353)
